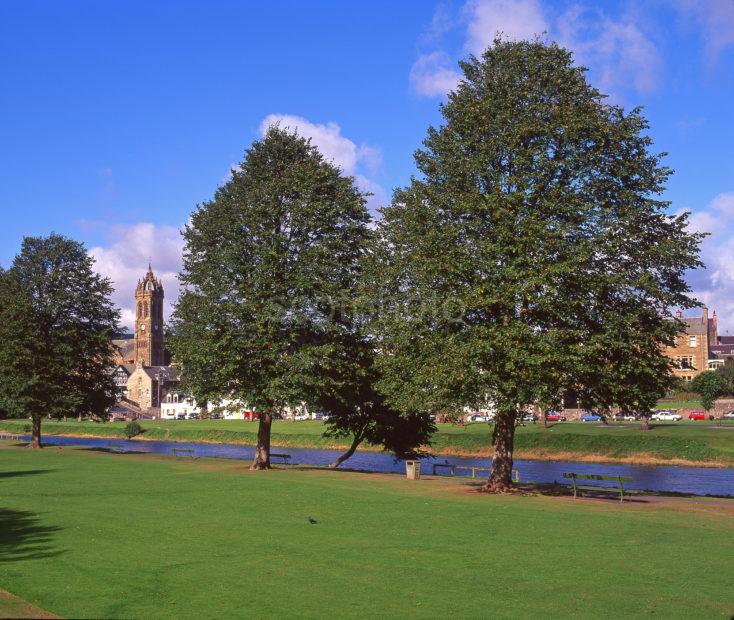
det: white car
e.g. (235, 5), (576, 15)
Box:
(652, 411), (682, 421)
(723, 411), (734, 420)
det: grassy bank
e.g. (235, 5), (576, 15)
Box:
(2, 418), (734, 467)
(1, 443), (733, 618)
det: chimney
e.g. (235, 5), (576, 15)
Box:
(675, 309), (683, 319)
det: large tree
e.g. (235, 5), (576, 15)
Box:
(0, 235), (120, 448)
(170, 127), (372, 469)
(372, 40), (702, 492)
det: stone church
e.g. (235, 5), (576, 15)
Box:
(111, 265), (178, 416)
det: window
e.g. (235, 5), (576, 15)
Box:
(683, 375), (693, 383)
(688, 335), (697, 347)
(675, 356), (695, 370)
(708, 360), (724, 370)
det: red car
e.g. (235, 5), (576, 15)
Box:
(545, 412), (566, 422)
(688, 410), (706, 421)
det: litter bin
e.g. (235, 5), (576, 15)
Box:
(405, 460), (421, 480)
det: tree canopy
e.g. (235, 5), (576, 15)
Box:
(0, 234), (120, 447)
(690, 371), (727, 412)
(370, 40), (703, 491)
(170, 127), (374, 468)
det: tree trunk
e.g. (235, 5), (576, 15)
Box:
(329, 430), (365, 468)
(27, 415), (42, 449)
(250, 411), (272, 470)
(483, 408), (516, 493)
(640, 416), (650, 432)
(537, 403), (547, 428)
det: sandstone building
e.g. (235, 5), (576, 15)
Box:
(111, 265), (175, 417)
(665, 308), (734, 383)
(112, 264), (169, 367)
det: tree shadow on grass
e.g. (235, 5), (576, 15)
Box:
(0, 470), (55, 479)
(0, 509), (64, 563)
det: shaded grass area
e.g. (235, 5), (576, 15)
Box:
(1, 418), (734, 466)
(1, 444), (733, 619)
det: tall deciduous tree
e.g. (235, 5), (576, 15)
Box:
(0, 235), (120, 448)
(170, 127), (371, 469)
(372, 40), (702, 492)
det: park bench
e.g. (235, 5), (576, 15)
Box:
(172, 448), (198, 459)
(270, 453), (291, 465)
(563, 473), (634, 502)
(432, 462), (520, 481)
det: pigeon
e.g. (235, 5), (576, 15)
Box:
(307, 516), (317, 524)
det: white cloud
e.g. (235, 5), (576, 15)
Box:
(260, 114), (370, 176)
(258, 113), (386, 213)
(675, 0), (734, 61)
(411, 0), (661, 98)
(88, 222), (184, 331)
(682, 193), (734, 332)
(557, 6), (661, 95)
(464, 0), (548, 54)
(409, 52), (462, 97)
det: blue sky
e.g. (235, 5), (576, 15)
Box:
(1, 0), (733, 330)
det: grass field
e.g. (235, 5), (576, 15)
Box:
(0, 442), (734, 618)
(1, 442), (733, 618)
(2, 417), (734, 467)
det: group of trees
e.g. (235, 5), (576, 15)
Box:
(689, 365), (734, 412)
(1, 40), (703, 492)
(170, 40), (701, 490)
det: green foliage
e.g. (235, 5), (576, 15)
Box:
(370, 39), (703, 480)
(124, 420), (142, 439)
(714, 362), (734, 396)
(170, 128), (371, 417)
(690, 371), (727, 411)
(0, 235), (120, 441)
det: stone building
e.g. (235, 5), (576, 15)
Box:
(112, 264), (168, 367)
(663, 307), (734, 383)
(126, 361), (180, 412)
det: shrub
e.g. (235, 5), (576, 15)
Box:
(124, 420), (142, 439)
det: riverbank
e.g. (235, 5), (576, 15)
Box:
(2, 418), (734, 468)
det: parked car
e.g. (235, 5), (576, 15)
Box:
(545, 411), (566, 422)
(580, 413), (602, 422)
(651, 410), (682, 421)
(469, 414), (490, 422)
(613, 412), (638, 422)
(723, 411), (734, 420)
(210, 413), (222, 420)
(519, 414), (536, 423)
(176, 413), (186, 420)
(687, 410), (707, 421)
(187, 412), (199, 420)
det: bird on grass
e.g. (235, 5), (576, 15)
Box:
(307, 516), (317, 524)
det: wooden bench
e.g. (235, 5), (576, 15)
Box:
(270, 453), (291, 465)
(432, 462), (520, 481)
(172, 448), (198, 459)
(563, 473), (634, 502)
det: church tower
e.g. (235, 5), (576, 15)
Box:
(134, 264), (165, 366)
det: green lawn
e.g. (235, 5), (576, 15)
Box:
(2, 417), (734, 466)
(1, 443), (732, 618)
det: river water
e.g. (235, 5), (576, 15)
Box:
(17, 434), (734, 497)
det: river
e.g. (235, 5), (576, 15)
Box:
(16, 434), (734, 497)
